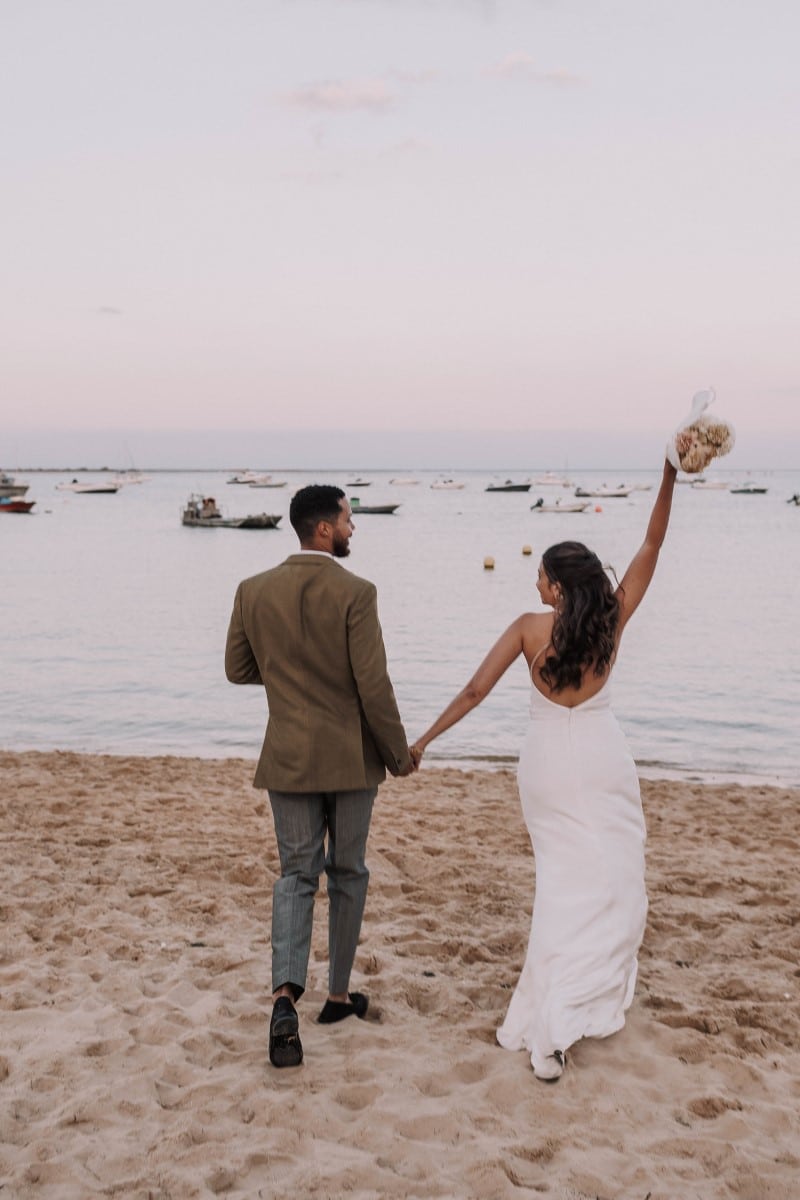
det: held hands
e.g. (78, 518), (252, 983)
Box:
(398, 742), (425, 777)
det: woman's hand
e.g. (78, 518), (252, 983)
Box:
(409, 743), (425, 769)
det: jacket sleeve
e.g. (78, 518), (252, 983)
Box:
(347, 582), (411, 775)
(225, 583), (263, 685)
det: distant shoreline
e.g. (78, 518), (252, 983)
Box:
(6, 464), (798, 475)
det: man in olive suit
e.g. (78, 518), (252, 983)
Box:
(225, 484), (413, 1068)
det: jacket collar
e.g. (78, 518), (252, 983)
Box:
(284, 553), (340, 567)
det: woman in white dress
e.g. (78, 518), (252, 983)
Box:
(410, 459), (678, 1081)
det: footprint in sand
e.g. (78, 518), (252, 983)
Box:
(333, 1083), (380, 1111)
(687, 1095), (744, 1119)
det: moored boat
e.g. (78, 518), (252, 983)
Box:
(228, 470), (272, 484)
(181, 494), (281, 528)
(0, 497), (35, 513)
(430, 479), (465, 490)
(349, 497), (400, 515)
(574, 484), (633, 498)
(486, 480), (531, 493)
(533, 472), (572, 487)
(531, 497), (589, 514)
(729, 482), (768, 494)
(0, 471), (30, 498)
(111, 471), (151, 485)
(56, 479), (120, 494)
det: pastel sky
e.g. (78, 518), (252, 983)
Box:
(4, 0), (799, 445)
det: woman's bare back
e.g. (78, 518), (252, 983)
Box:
(521, 612), (616, 709)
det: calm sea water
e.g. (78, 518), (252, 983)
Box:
(2, 467), (799, 784)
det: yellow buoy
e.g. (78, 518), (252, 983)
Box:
(522, 544), (532, 556)
(483, 556), (495, 570)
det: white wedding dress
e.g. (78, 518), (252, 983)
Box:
(496, 666), (647, 1077)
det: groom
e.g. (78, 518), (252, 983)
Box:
(225, 484), (414, 1068)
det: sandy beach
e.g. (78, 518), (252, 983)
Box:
(1, 750), (798, 1199)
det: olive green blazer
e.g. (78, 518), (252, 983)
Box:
(225, 553), (411, 791)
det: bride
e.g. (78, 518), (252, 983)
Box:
(410, 458), (678, 1080)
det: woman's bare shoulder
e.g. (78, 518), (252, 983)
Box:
(519, 610), (551, 627)
(519, 610), (552, 645)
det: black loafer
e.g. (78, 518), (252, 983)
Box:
(269, 997), (303, 1068)
(317, 992), (369, 1025)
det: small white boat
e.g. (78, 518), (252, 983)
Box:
(228, 470), (273, 485)
(533, 472), (572, 487)
(430, 479), (465, 490)
(729, 482), (768, 495)
(56, 479), (120, 494)
(248, 478), (287, 488)
(346, 478), (371, 487)
(531, 498), (590, 514)
(691, 479), (729, 490)
(574, 484), (632, 499)
(389, 477), (419, 485)
(111, 470), (151, 485)
(0, 471), (29, 498)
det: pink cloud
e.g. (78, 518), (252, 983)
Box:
(285, 79), (394, 112)
(485, 53), (581, 85)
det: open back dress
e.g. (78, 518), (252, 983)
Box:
(496, 651), (647, 1075)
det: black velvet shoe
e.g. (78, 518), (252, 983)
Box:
(317, 992), (369, 1024)
(269, 997), (303, 1067)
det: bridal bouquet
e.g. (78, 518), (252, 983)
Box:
(666, 388), (735, 473)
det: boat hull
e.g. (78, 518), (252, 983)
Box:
(0, 498), (35, 513)
(574, 488), (632, 498)
(531, 502), (589, 513)
(349, 504), (400, 514)
(182, 514), (281, 528)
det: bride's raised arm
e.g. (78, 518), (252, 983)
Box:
(615, 459), (678, 633)
(411, 616), (529, 763)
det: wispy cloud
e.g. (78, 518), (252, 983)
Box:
(378, 137), (433, 158)
(285, 79), (394, 113)
(280, 168), (344, 184)
(484, 53), (581, 85)
(387, 67), (439, 85)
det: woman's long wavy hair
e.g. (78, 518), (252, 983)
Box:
(539, 542), (620, 692)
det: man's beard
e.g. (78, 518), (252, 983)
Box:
(331, 532), (351, 558)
